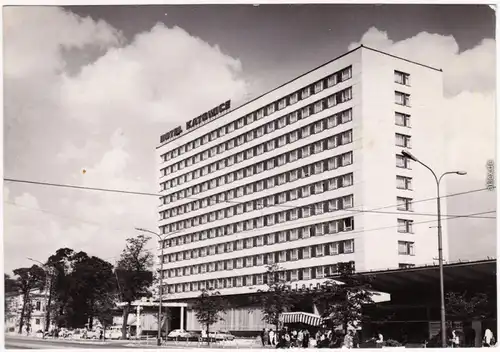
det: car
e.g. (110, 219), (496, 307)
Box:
(209, 330), (235, 341)
(67, 329), (85, 339)
(107, 326), (129, 340)
(167, 329), (199, 341)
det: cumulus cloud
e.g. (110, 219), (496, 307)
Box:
(60, 23), (247, 125)
(349, 27), (496, 260)
(4, 7), (248, 273)
(349, 27), (495, 96)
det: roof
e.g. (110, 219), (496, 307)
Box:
(330, 259), (497, 293)
(157, 45), (441, 149)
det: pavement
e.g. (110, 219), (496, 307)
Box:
(4, 335), (263, 349)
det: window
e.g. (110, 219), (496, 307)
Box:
(302, 247), (311, 259)
(397, 176), (413, 190)
(290, 269), (299, 281)
(396, 154), (411, 170)
(399, 263), (416, 269)
(343, 239), (354, 253)
(398, 241), (415, 255)
(316, 266), (325, 279)
(395, 70), (410, 86)
(342, 152), (353, 166)
(395, 112), (411, 127)
(397, 197), (413, 211)
(302, 268), (311, 280)
(35, 301), (41, 311)
(398, 219), (414, 233)
(395, 91), (411, 107)
(342, 130), (353, 145)
(329, 242), (339, 255)
(291, 248), (298, 260)
(396, 133), (411, 148)
(35, 318), (41, 325)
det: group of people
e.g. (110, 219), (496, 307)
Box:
(261, 327), (312, 348)
(260, 326), (362, 349)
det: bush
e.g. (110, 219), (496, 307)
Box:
(385, 339), (402, 347)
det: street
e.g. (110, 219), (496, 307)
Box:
(4, 335), (262, 349)
(4, 336), (146, 349)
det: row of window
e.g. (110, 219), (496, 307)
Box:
(163, 87), (353, 177)
(162, 187), (354, 234)
(163, 170), (352, 220)
(164, 262), (354, 294)
(162, 216), (355, 261)
(161, 169), (353, 222)
(161, 146), (354, 214)
(160, 126), (354, 204)
(161, 90), (353, 197)
(161, 66), (353, 161)
(163, 239), (355, 278)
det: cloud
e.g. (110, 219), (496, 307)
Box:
(349, 27), (495, 96)
(349, 27), (496, 261)
(60, 23), (248, 125)
(3, 7), (248, 273)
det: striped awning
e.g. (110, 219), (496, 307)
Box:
(279, 312), (323, 326)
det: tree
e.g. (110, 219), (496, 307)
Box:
(13, 265), (46, 334)
(115, 235), (154, 340)
(69, 254), (116, 329)
(258, 263), (298, 330)
(445, 291), (492, 321)
(4, 274), (19, 322)
(193, 288), (227, 346)
(45, 248), (117, 330)
(313, 262), (374, 331)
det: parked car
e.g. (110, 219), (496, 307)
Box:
(209, 330), (235, 341)
(107, 326), (129, 340)
(67, 329), (85, 339)
(167, 329), (200, 341)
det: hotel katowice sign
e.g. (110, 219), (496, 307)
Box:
(160, 100), (231, 144)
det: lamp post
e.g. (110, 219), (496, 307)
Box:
(26, 257), (52, 337)
(135, 227), (172, 347)
(401, 150), (466, 348)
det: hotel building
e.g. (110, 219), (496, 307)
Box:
(156, 45), (447, 332)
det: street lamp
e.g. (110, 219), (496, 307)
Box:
(135, 227), (170, 347)
(401, 150), (466, 348)
(26, 257), (52, 337)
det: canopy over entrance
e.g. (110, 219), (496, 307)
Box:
(280, 312), (323, 327)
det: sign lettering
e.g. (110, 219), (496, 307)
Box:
(159, 100), (231, 144)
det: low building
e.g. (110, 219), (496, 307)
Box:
(5, 289), (51, 334)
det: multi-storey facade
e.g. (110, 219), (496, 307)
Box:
(156, 45), (447, 332)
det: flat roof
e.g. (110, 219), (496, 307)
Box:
(329, 259), (497, 293)
(157, 45), (442, 149)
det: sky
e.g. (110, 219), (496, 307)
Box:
(3, 4), (496, 275)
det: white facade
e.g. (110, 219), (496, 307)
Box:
(156, 45), (446, 306)
(5, 289), (50, 334)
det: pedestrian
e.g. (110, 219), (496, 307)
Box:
(303, 330), (310, 348)
(483, 329), (495, 347)
(297, 330), (304, 348)
(343, 330), (354, 349)
(261, 328), (266, 346)
(375, 332), (384, 348)
(269, 328), (275, 346)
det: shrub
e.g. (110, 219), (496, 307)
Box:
(385, 339), (402, 347)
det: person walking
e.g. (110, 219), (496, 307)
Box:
(483, 329), (495, 347)
(269, 328), (275, 346)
